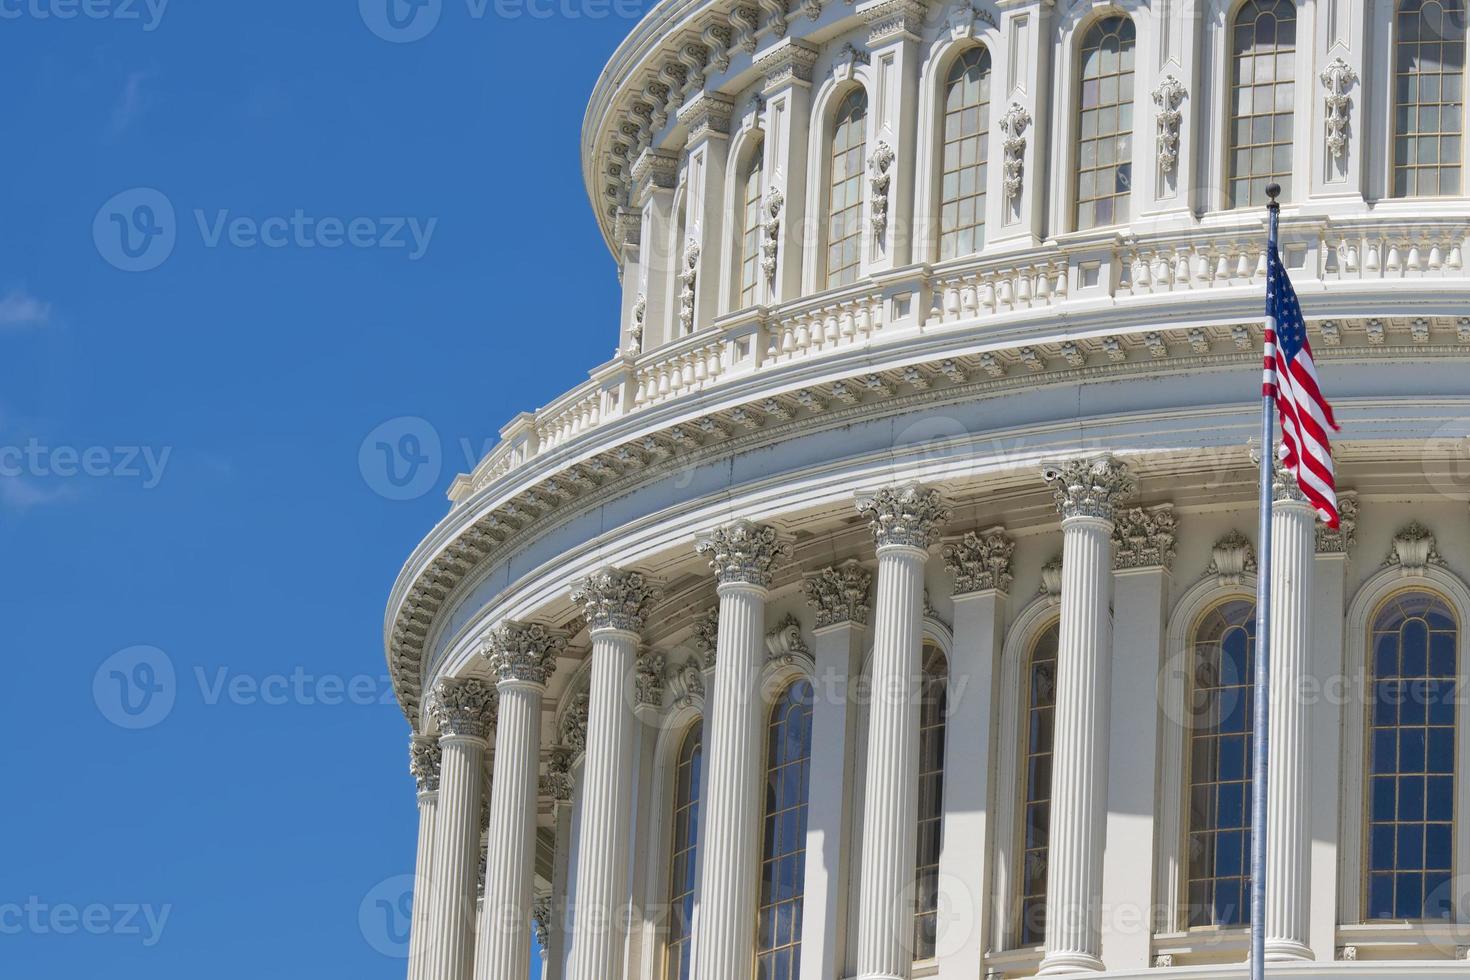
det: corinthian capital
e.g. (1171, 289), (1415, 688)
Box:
(1111, 504), (1177, 570)
(1041, 455), (1135, 522)
(572, 567), (661, 634)
(409, 735), (441, 793)
(803, 559), (873, 627)
(696, 520), (790, 588)
(941, 526), (1015, 594)
(483, 620), (566, 687)
(857, 483), (950, 550)
(427, 677), (498, 740)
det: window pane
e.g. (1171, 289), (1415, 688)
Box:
(913, 647), (949, 959)
(1366, 591), (1458, 922)
(1017, 621), (1060, 945)
(664, 723), (703, 980)
(1185, 599), (1257, 928)
(937, 47), (992, 261)
(826, 90), (868, 288)
(1074, 16), (1136, 229)
(756, 681), (813, 973)
(1228, 0), (1299, 206)
(1392, 0), (1467, 197)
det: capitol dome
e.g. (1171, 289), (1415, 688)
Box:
(387, 0), (1470, 976)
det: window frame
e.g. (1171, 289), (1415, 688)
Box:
(934, 44), (995, 261)
(1389, 0), (1469, 198)
(823, 85), (870, 291)
(1071, 13), (1138, 231)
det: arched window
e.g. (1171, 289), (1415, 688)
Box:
(1017, 620), (1059, 946)
(1366, 591), (1458, 920)
(913, 645), (949, 959)
(1228, 0), (1297, 207)
(826, 89), (868, 289)
(739, 140), (765, 307)
(664, 722), (703, 980)
(1392, 0), (1466, 197)
(938, 47), (992, 260)
(1184, 598), (1257, 927)
(1074, 16), (1136, 230)
(757, 679), (813, 976)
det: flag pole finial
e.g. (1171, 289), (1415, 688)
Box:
(1265, 181), (1281, 210)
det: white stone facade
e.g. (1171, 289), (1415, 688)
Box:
(386, 0), (1470, 975)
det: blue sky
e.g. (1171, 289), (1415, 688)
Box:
(1, 3), (638, 976)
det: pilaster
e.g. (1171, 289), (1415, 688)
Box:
(678, 93), (735, 333)
(1312, 0), (1367, 204)
(631, 149), (679, 350)
(755, 39), (818, 304)
(858, 0), (925, 272)
(986, 0), (1053, 250)
(798, 560), (873, 980)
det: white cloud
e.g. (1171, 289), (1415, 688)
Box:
(0, 289), (52, 330)
(0, 477), (77, 510)
(108, 70), (152, 137)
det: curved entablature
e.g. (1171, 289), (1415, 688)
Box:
(389, 308), (1470, 725)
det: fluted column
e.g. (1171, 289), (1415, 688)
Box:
(407, 736), (441, 980)
(565, 567), (660, 980)
(424, 678), (497, 980)
(541, 746), (575, 980)
(854, 485), (949, 980)
(693, 520), (790, 980)
(1265, 466), (1317, 961)
(475, 622), (565, 980)
(1038, 456), (1135, 975)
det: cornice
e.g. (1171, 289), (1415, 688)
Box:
(385, 316), (1470, 726)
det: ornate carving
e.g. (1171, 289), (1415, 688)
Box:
(942, 526), (1015, 595)
(634, 651), (667, 709)
(765, 612), (811, 667)
(629, 148), (678, 195)
(1316, 490), (1357, 554)
(761, 186), (784, 283)
(857, 483), (950, 550)
(829, 41), (869, 82)
(669, 660), (706, 708)
(755, 38), (819, 89)
(1320, 57), (1358, 160)
(1000, 103), (1031, 201)
(572, 567), (660, 634)
(1041, 455), (1135, 522)
(757, 0), (788, 38)
(627, 293), (646, 354)
(427, 677), (497, 740)
(802, 559), (873, 627)
(690, 607), (720, 669)
(1152, 74), (1186, 176)
(697, 520), (790, 587)
(1270, 456), (1310, 503)
(868, 139), (896, 240)
(678, 237), (700, 334)
(409, 735), (441, 794)
(483, 620), (565, 686)
(1207, 530), (1256, 586)
(1337, 946), (1358, 961)
(558, 692), (590, 756)
(1112, 504), (1177, 570)
(1385, 521), (1446, 574)
(946, 3), (997, 39)
(540, 745), (574, 804)
(701, 22), (732, 76)
(863, 0), (927, 43)
(532, 896), (551, 949)
(731, 6), (760, 53)
(1152, 954), (1174, 968)
(678, 93), (733, 144)
(1040, 555), (1064, 600)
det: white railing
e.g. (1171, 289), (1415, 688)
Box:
(448, 217), (1470, 505)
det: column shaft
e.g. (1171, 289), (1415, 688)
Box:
(1040, 516), (1114, 974)
(855, 545), (927, 979)
(407, 788), (439, 980)
(426, 735), (488, 980)
(476, 683), (544, 980)
(1264, 498), (1316, 960)
(566, 629), (639, 979)
(693, 583), (768, 980)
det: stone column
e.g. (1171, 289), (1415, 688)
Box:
(565, 568), (660, 980)
(692, 520), (790, 980)
(936, 527), (1014, 980)
(798, 560), (874, 980)
(424, 678), (497, 980)
(1309, 494), (1354, 960)
(1100, 505), (1175, 970)
(854, 484), (950, 980)
(858, 0), (924, 273)
(475, 622), (565, 980)
(1037, 456), (1135, 975)
(407, 735), (441, 980)
(1265, 465), (1318, 961)
(987, 0), (1054, 249)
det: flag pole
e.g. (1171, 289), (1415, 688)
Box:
(1249, 181), (1281, 980)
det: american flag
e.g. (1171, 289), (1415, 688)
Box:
(1263, 243), (1340, 527)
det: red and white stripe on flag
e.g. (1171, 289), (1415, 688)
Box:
(1263, 325), (1340, 528)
